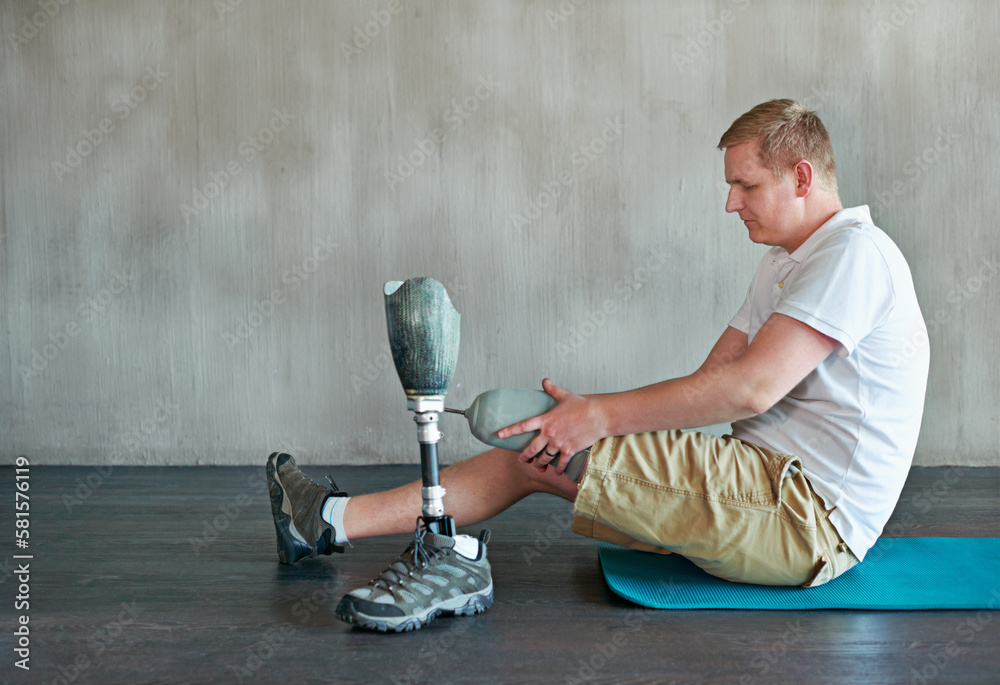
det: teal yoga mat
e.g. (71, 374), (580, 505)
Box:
(599, 537), (1000, 610)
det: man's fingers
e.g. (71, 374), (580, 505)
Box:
(498, 417), (538, 440)
(518, 436), (549, 464)
(542, 377), (566, 400)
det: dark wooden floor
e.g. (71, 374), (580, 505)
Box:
(2, 463), (999, 685)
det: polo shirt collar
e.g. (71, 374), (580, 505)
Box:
(783, 205), (874, 264)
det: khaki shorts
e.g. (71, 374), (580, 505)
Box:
(572, 430), (858, 587)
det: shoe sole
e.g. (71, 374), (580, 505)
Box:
(335, 582), (494, 633)
(266, 452), (317, 565)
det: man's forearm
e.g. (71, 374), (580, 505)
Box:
(592, 365), (761, 438)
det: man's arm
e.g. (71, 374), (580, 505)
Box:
(499, 313), (840, 470)
(695, 324), (749, 374)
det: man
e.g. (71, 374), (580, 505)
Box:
(267, 99), (929, 632)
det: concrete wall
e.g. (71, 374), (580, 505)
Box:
(2, 0), (998, 466)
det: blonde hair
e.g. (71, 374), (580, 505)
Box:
(718, 99), (838, 195)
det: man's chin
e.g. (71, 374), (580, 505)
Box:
(746, 230), (778, 248)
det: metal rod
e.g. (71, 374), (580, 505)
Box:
(404, 396), (455, 535)
(420, 442), (440, 488)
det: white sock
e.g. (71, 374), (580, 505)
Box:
(321, 496), (351, 544)
(451, 534), (481, 560)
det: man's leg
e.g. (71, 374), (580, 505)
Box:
(342, 447), (579, 540)
(267, 447), (580, 632)
(329, 450), (576, 632)
(572, 430), (856, 587)
(267, 447), (578, 564)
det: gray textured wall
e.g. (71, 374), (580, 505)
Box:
(2, 1), (998, 467)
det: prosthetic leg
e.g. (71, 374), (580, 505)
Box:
(384, 278), (586, 538)
(383, 277), (460, 537)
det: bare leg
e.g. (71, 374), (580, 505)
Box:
(342, 448), (579, 540)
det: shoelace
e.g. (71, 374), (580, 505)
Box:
(411, 517), (441, 569)
(368, 518), (445, 592)
(324, 475), (347, 497)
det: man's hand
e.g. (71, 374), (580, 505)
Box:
(497, 378), (607, 474)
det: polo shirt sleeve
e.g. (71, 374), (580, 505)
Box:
(728, 284), (753, 334)
(729, 250), (777, 334)
(775, 230), (895, 357)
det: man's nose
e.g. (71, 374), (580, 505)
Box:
(725, 187), (741, 213)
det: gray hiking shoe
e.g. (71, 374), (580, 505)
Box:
(335, 518), (493, 632)
(266, 452), (348, 564)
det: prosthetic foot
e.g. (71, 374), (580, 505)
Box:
(335, 523), (493, 632)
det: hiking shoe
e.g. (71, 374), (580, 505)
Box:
(335, 518), (493, 632)
(266, 452), (348, 564)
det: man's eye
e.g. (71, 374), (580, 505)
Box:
(744, 185), (756, 191)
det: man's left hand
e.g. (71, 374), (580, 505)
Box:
(497, 378), (607, 474)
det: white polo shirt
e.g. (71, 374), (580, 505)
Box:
(728, 205), (929, 561)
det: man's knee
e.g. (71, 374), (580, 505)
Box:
(522, 460), (578, 500)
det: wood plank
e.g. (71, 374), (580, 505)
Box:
(2, 464), (998, 684)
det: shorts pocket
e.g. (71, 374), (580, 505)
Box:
(773, 463), (819, 532)
(801, 553), (834, 587)
(765, 454), (803, 508)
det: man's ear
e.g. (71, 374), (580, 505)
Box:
(794, 159), (814, 198)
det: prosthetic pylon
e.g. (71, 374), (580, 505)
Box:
(383, 277), (460, 537)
